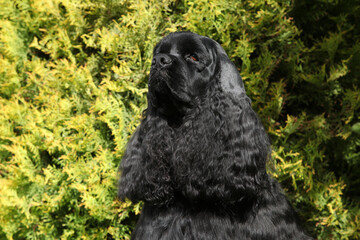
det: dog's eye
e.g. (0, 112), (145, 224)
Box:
(188, 54), (199, 62)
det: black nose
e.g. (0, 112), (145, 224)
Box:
(152, 54), (172, 68)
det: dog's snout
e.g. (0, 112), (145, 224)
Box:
(152, 54), (172, 68)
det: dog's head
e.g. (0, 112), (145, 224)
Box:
(148, 32), (248, 119)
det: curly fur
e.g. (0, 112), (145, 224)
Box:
(118, 32), (312, 239)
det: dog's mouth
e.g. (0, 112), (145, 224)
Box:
(148, 74), (192, 122)
(152, 81), (175, 106)
(149, 78), (182, 107)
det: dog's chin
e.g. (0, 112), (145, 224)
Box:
(149, 78), (191, 125)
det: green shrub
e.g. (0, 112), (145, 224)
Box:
(0, 0), (359, 239)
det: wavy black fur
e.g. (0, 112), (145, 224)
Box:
(118, 32), (312, 239)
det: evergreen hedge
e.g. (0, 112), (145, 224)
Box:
(0, 0), (359, 239)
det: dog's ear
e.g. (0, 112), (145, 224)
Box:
(118, 116), (175, 206)
(218, 54), (245, 96)
(202, 37), (250, 102)
(217, 46), (251, 103)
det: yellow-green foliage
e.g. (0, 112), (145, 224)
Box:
(0, 0), (359, 239)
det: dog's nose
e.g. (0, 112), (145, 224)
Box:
(152, 54), (172, 68)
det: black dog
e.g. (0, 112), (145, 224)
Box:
(118, 32), (312, 239)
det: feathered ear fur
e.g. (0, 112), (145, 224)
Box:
(171, 81), (271, 205)
(118, 114), (175, 206)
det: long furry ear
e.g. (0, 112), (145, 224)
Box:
(214, 42), (271, 201)
(172, 90), (270, 205)
(118, 115), (174, 206)
(118, 127), (145, 202)
(171, 39), (271, 205)
(229, 102), (271, 198)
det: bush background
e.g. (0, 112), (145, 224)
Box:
(0, 0), (359, 239)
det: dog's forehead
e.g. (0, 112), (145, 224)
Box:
(156, 33), (209, 55)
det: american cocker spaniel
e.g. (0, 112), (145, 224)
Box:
(118, 31), (312, 240)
